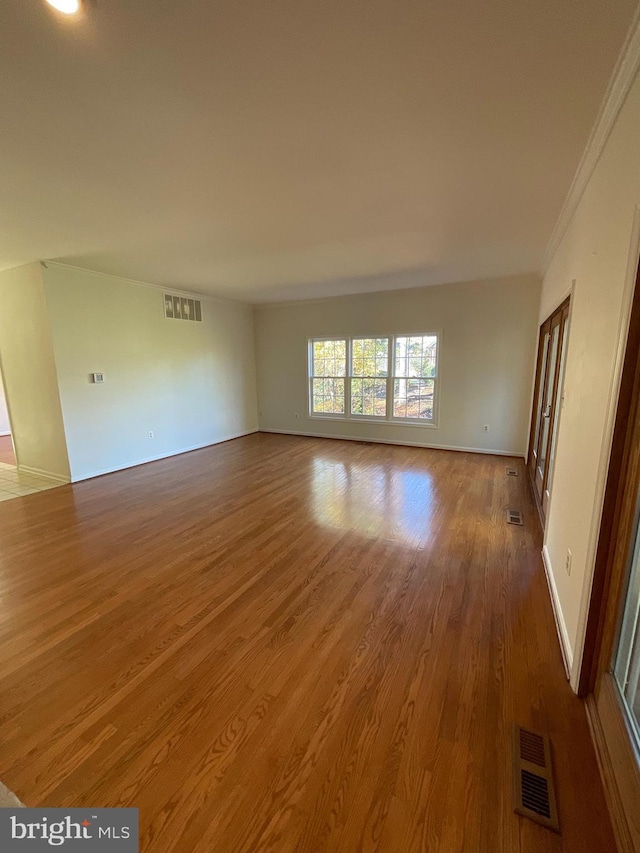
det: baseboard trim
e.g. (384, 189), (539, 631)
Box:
(0, 431), (11, 437)
(18, 465), (70, 485)
(71, 429), (259, 482)
(259, 428), (524, 458)
(541, 545), (573, 678)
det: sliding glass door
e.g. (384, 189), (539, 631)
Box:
(614, 523), (640, 752)
(581, 255), (640, 850)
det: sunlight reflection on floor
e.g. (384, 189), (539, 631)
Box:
(310, 457), (435, 546)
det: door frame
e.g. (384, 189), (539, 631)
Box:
(0, 358), (17, 467)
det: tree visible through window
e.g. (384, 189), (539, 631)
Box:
(311, 339), (346, 414)
(393, 335), (438, 420)
(351, 338), (388, 417)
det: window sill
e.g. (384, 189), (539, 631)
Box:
(309, 414), (439, 429)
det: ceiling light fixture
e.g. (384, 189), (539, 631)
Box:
(45, 0), (80, 14)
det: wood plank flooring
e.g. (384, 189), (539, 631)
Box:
(0, 433), (614, 852)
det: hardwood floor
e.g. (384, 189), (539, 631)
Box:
(0, 433), (614, 852)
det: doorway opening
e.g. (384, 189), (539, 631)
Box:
(0, 370), (15, 466)
(0, 364), (60, 502)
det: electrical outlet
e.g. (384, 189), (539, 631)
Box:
(565, 549), (572, 575)
(148, 430), (154, 439)
(483, 424), (489, 432)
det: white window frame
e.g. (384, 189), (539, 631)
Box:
(308, 332), (440, 428)
(349, 336), (391, 421)
(391, 332), (440, 426)
(308, 337), (348, 419)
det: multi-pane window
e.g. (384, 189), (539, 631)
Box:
(393, 335), (438, 421)
(350, 338), (389, 417)
(309, 334), (439, 424)
(310, 339), (346, 415)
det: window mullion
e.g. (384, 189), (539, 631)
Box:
(387, 336), (395, 420)
(345, 337), (352, 419)
(433, 375), (439, 422)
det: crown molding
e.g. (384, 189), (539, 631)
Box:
(40, 260), (246, 306)
(542, 7), (640, 275)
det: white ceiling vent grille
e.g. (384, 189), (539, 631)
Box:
(164, 294), (202, 322)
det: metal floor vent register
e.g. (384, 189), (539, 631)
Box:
(507, 509), (523, 525)
(506, 466), (518, 477)
(513, 725), (560, 832)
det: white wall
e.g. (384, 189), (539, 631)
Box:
(0, 263), (70, 479)
(540, 67), (640, 685)
(42, 265), (258, 481)
(255, 275), (541, 456)
(0, 377), (10, 435)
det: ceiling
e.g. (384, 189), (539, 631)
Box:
(0, 0), (637, 303)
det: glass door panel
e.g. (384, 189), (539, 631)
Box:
(531, 330), (550, 470)
(535, 319), (560, 498)
(614, 520), (640, 749)
(543, 308), (570, 515)
(528, 298), (571, 523)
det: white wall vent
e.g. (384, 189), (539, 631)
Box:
(164, 294), (202, 322)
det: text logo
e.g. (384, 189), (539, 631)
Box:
(0, 809), (138, 851)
